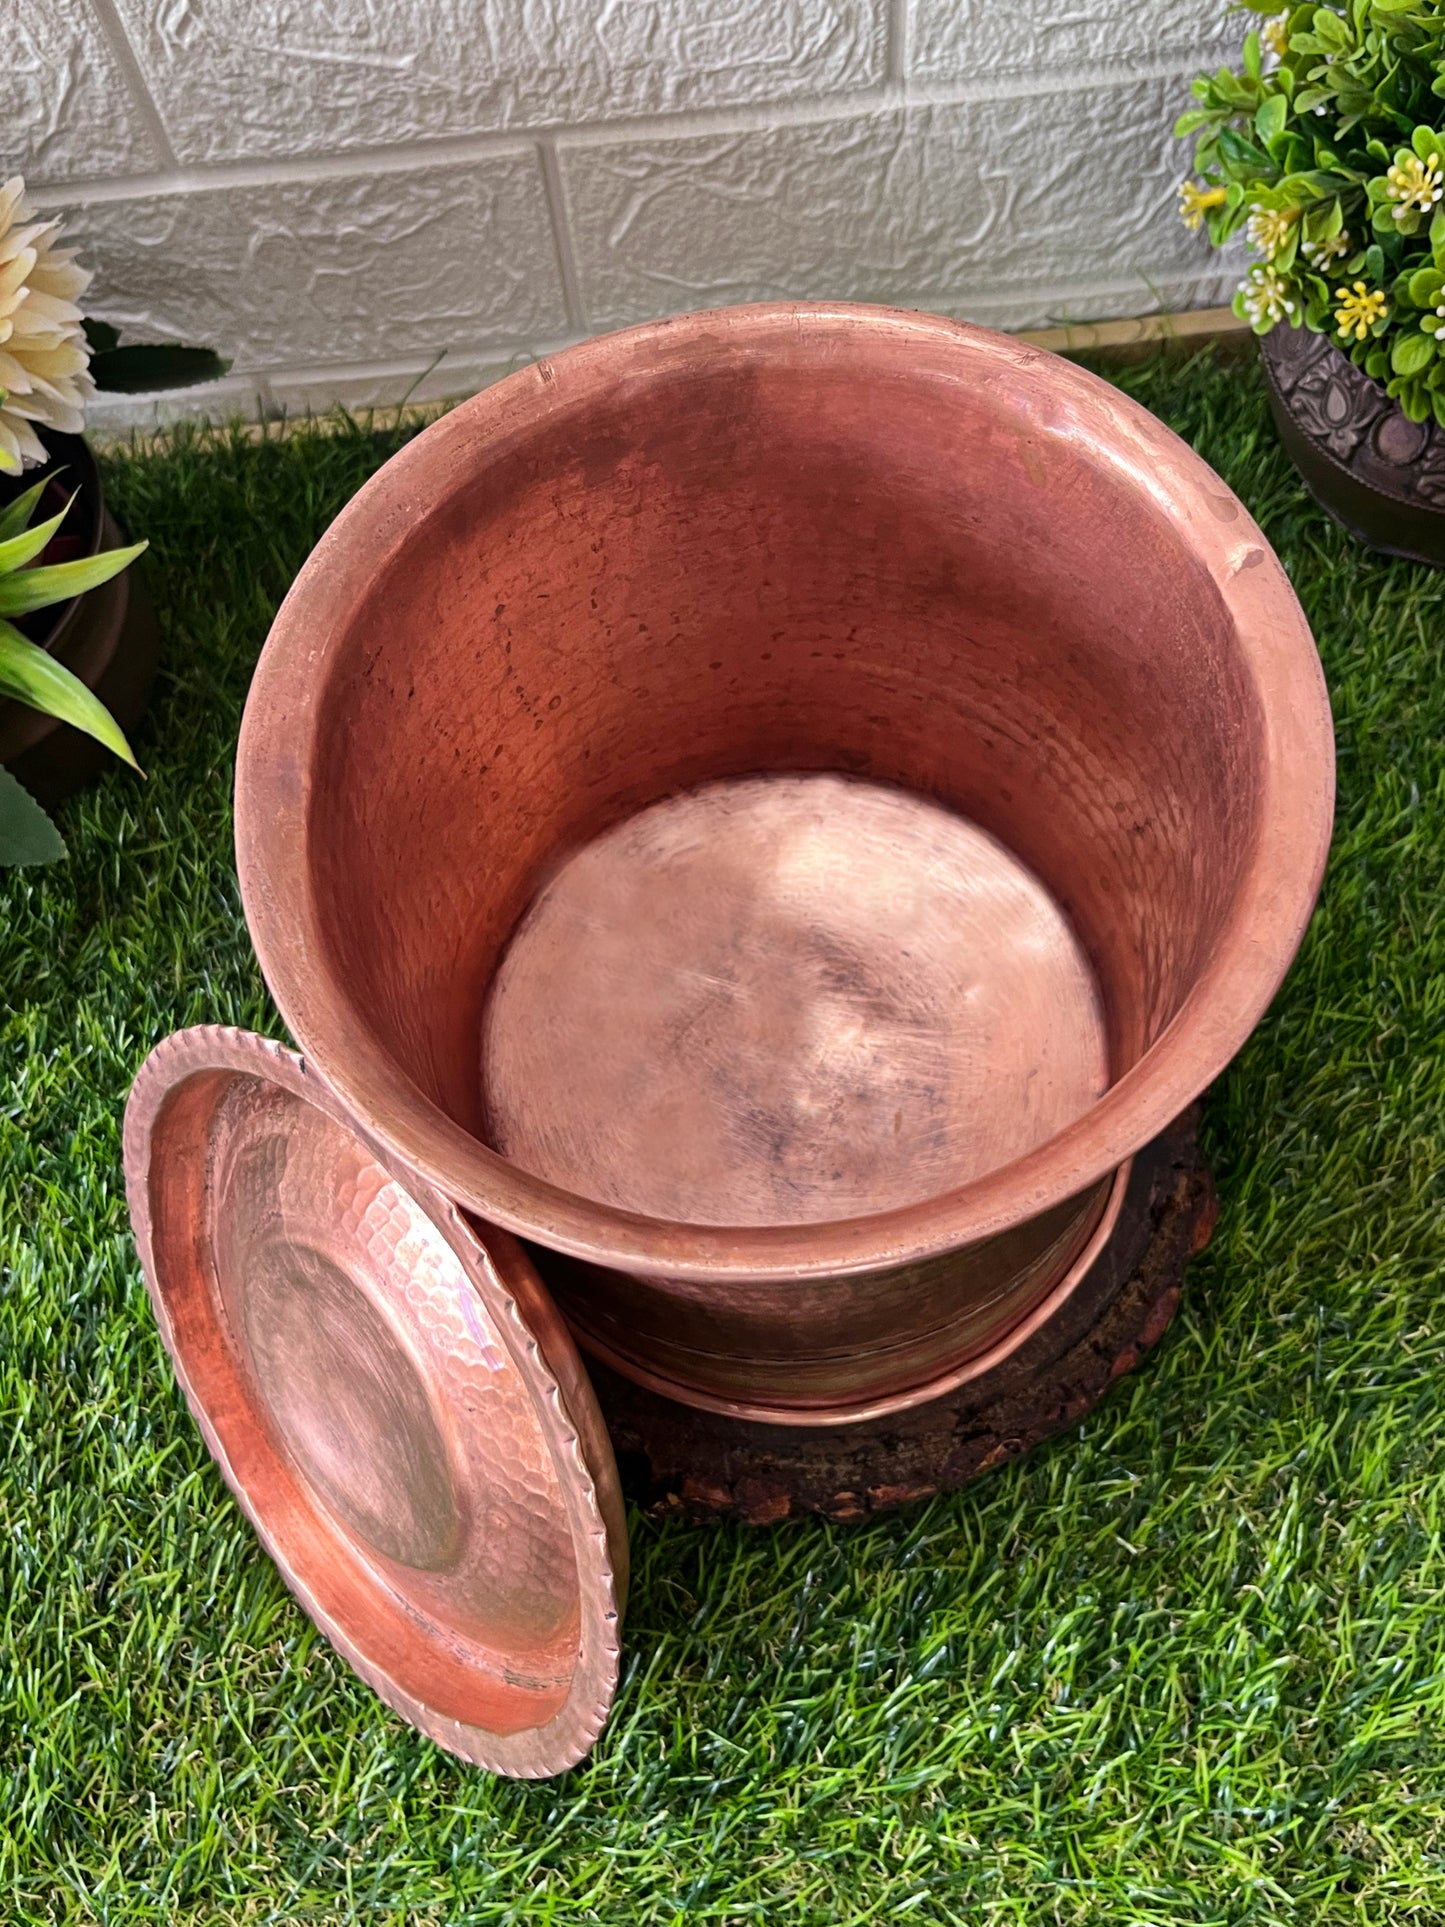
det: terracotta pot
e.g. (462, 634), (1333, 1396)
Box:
(1261, 323), (1445, 566)
(0, 428), (157, 808)
(234, 303), (1335, 1424)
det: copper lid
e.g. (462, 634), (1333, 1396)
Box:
(123, 1026), (627, 1778)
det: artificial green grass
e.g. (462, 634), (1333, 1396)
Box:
(2, 348), (1444, 1924)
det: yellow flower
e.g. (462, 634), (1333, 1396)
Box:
(1334, 281), (1388, 342)
(1246, 204), (1297, 257)
(1385, 151), (1443, 219)
(0, 176), (94, 472)
(1262, 13), (1290, 59)
(1178, 180), (1228, 231)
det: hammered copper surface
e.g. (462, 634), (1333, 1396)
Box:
(235, 302), (1335, 1415)
(532, 1157), (1130, 1426)
(123, 1026), (625, 1779)
(483, 774), (1108, 1227)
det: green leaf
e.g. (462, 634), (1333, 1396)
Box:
(1244, 30), (1263, 81)
(0, 764), (64, 865)
(1286, 168), (1350, 197)
(1219, 127), (1274, 171)
(1366, 241), (1387, 281)
(81, 317), (121, 356)
(0, 475), (55, 544)
(1392, 329), (1436, 374)
(1412, 124), (1444, 163)
(0, 619), (138, 768)
(1432, 388), (1445, 426)
(1257, 94), (1289, 142)
(1305, 196), (1346, 241)
(1408, 265), (1444, 303)
(1174, 108), (1214, 137)
(0, 540), (146, 617)
(1400, 382), (1432, 420)
(0, 492), (77, 575)
(1312, 8), (1351, 47)
(88, 344), (231, 395)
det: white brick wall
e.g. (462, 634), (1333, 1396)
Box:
(4, 0), (1244, 428)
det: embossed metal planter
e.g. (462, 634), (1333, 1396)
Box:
(1261, 323), (1445, 566)
(127, 303), (1335, 1777)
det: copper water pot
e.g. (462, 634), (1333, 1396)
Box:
(235, 303), (1334, 1426)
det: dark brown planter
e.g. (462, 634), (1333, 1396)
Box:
(0, 428), (157, 809)
(1260, 323), (1445, 565)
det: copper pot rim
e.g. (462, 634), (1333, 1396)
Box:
(236, 301), (1335, 1287)
(123, 1023), (626, 1777)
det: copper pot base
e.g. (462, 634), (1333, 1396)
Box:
(530, 1155), (1130, 1427)
(588, 1105), (1213, 1525)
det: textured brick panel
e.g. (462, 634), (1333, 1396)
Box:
(2, 0), (166, 186)
(910, 0), (1237, 84)
(561, 80), (1229, 332)
(108, 0), (888, 165)
(71, 157), (569, 372)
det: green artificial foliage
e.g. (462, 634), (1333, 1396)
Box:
(0, 473), (144, 864)
(1178, 1), (1445, 422)
(1, 372), (1443, 1920)
(0, 765), (62, 864)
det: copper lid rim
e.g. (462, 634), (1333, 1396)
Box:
(236, 301), (1335, 1286)
(124, 1025), (624, 1779)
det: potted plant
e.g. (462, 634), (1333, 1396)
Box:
(0, 476), (144, 864)
(1177, 1), (1445, 562)
(0, 173), (227, 848)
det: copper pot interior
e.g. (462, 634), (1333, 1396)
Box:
(304, 335), (1260, 1235)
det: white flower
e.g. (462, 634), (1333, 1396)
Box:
(1302, 230), (1351, 269)
(0, 176), (94, 474)
(1385, 151), (1444, 219)
(1246, 204), (1297, 258)
(1239, 265), (1297, 328)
